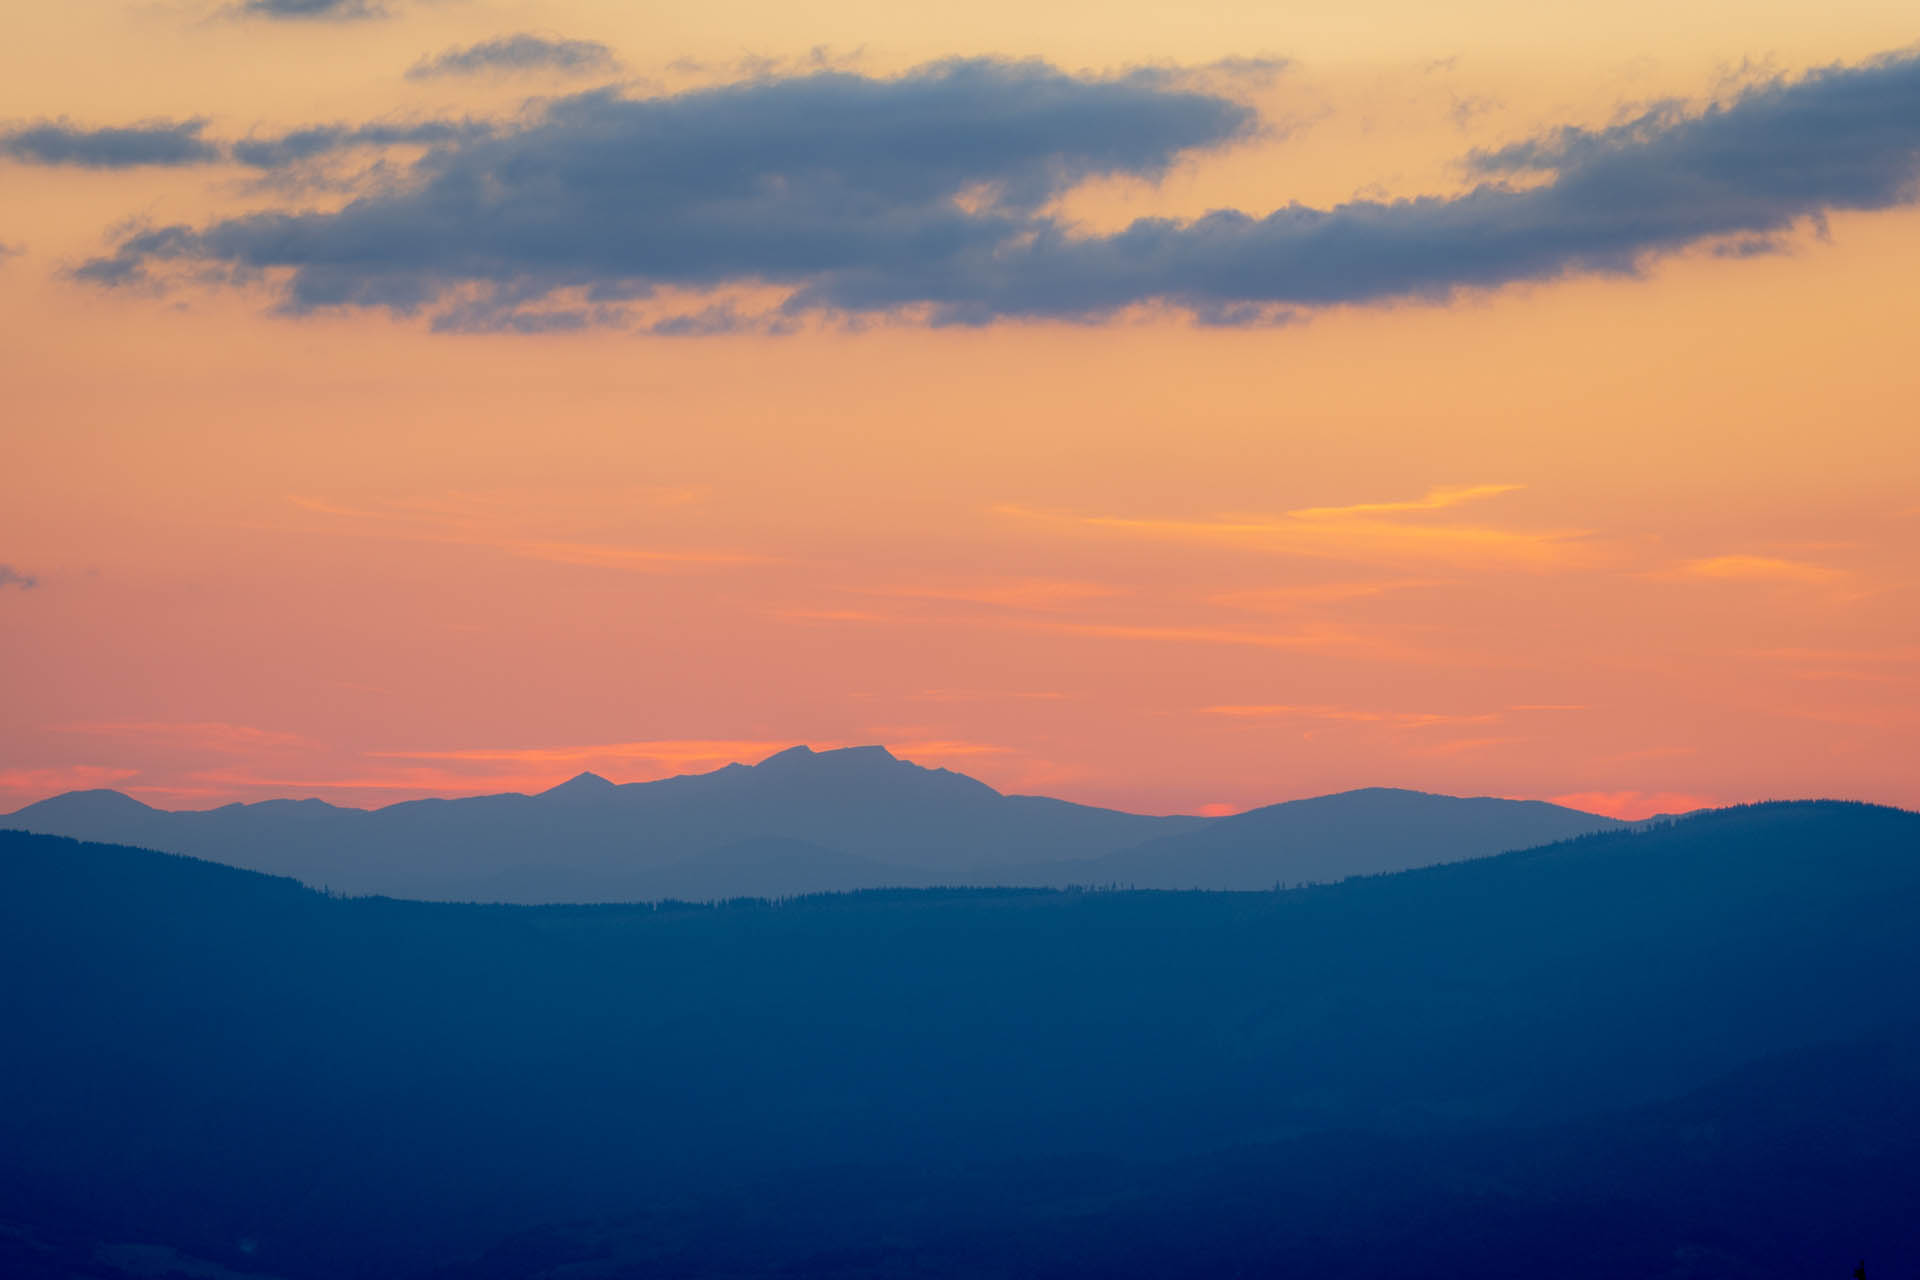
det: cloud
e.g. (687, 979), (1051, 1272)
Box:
(1672, 554), (1846, 585)
(406, 34), (620, 80)
(0, 115), (486, 178)
(1000, 484), (1595, 570)
(1285, 483), (1523, 520)
(1, 118), (220, 168)
(0, 564), (38, 589)
(237, 0), (386, 19)
(70, 47), (1920, 330)
(229, 120), (492, 169)
(73, 57), (1257, 323)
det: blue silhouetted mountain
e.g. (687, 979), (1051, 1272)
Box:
(1, 801), (1917, 1278)
(1036, 786), (1631, 889)
(0, 746), (1621, 901)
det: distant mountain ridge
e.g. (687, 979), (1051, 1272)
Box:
(2, 744), (1625, 901)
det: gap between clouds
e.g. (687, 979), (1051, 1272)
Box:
(286, 495), (776, 571)
(24, 47), (1920, 331)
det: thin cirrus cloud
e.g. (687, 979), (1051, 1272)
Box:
(998, 483), (1595, 570)
(58, 46), (1920, 332)
(0, 564), (38, 589)
(1285, 483), (1522, 520)
(1671, 554), (1847, 585)
(406, 34), (621, 80)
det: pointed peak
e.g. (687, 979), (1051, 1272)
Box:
(756, 745), (816, 767)
(542, 771), (616, 798)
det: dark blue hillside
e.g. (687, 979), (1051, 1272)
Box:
(1, 799), (1916, 1278)
(425, 1019), (1920, 1280)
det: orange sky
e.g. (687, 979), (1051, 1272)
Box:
(2, 2), (1916, 820)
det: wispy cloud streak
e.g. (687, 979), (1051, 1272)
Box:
(999, 484), (1594, 569)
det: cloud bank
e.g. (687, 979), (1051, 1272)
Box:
(65, 48), (1920, 331)
(407, 34), (620, 80)
(0, 565), (38, 589)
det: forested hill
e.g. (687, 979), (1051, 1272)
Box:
(1, 799), (1916, 1278)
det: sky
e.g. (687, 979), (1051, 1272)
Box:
(2, 1), (1917, 820)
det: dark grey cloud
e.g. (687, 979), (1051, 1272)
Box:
(77, 58), (1254, 322)
(0, 565), (38, 590)
(72, 49), (1920, 331)
(238, 0), (385, 19)
(406, 34), (620, 80)
(2, 118), (220, 168)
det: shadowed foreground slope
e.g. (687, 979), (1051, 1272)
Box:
(1, 800), (1915, 1277)
(428, 1019), (1920, 1280)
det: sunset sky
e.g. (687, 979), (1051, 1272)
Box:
(3, 0), (1917, 819)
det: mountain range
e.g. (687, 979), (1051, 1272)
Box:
(2, 744), (1627, 900)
